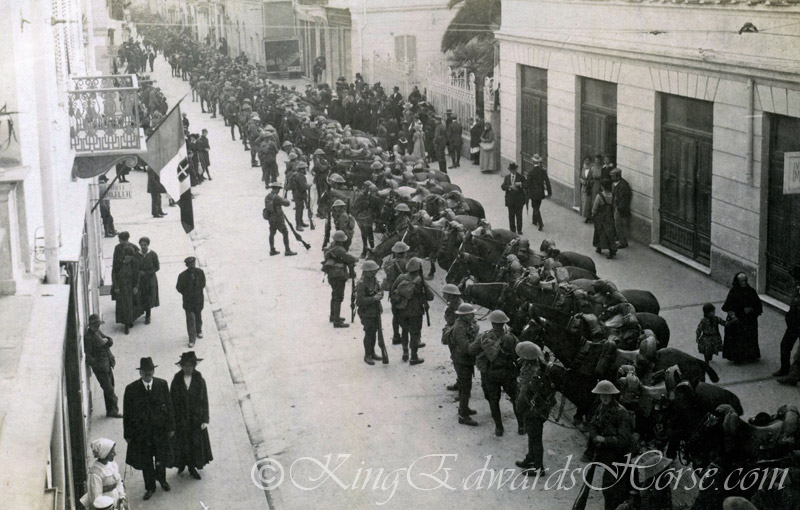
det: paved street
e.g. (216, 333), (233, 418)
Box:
(88, 54), (798, 510)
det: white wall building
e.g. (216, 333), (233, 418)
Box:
(496, 0), (800, 303)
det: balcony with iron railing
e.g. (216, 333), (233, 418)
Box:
(68, 75), (146, 155)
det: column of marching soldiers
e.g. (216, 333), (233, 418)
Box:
(129, 12), (800, 510)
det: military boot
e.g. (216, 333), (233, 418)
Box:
(489, 400), (504, 436)
(409, 352), (424, 366)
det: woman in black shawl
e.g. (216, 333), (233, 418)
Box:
(114, 245), (139, 334)
(170, 351), (213, 480)
(722, 272), (763, 364)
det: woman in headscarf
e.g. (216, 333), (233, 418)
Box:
(170, 351), (213, 480)
(114, 244), (139, 334)
(81, 438), (125, 510)
(722, 272), (763, 364)
(479, 123), (496, 173)
(138, 237), (160, 325)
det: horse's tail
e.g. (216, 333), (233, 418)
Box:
(703, 361), (720, 383)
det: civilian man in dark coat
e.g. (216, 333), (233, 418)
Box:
(434, 116), (448, 173)
(123, 357), (175, 500)
(447, 116), (463, 169)
(524, 154), (552, 231)
(501, 162), (527, 235)
(197, 129), (212, 181)
(84, 314), (122, 418)
(170, 351), (212, 480)
(176, 257), (206, 348)
(111, 231), (131, 298)
(610, 167), (632, 248)
(147, 168), (166, 218)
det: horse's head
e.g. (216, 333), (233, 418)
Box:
(520, 316), (547, 348)
(445, 251), (469, 285)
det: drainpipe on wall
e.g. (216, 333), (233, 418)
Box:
(746, 78), (754, 185)
(359, 0), (367, 77)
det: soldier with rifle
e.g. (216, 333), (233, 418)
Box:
(389, 257), (432, 365)
(514, 341), (555, 477)
(323, 200), (356, 252)
(289, 162), (312, 231)
(263, 183), (297, 257)
(469, 310), (522, 437)
(441, 284), (465, 392)
(447, 303), (479, 426)
(383, 241), (410, 346)
(355, 260), (388, 365)
(322, 231), (358, 328)
(312, 148), (331, 210)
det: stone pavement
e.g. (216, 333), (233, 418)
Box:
(87, 68), (267, 510)
(94, 52), (800, 510)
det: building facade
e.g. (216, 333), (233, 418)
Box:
(496, 0), (800, 304)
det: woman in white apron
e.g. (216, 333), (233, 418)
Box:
(81, 438), (126, 510)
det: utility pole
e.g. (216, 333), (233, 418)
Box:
(33, 0), (62, 283)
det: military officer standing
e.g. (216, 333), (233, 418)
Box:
(390, 257), (432, 365)
(470, 310), (521, 436)
(356, 260), (386, 365)
(383, 241), (410, 345)
(448, 303), (479, 425)
(323, 200), (356, 251)
(264, 183), (297, 256)
(323, 231), (358, 328)
(514, 341), (555, 476)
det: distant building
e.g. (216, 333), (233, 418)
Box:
(496, 0), (800, 303)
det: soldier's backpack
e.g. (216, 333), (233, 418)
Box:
(391, 275), (416, 310)
(263, 194), (275, 220)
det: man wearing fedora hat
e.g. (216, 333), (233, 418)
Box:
(123, 357), (175, 500)
(524, 154), (551, 231)
(84, 314), (122, 418)
(176, 257), (206, 348)
(501, 162), (527, 235)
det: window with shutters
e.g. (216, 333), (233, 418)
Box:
(394, 35), (417, 62)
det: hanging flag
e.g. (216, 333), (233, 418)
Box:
(141, 100), (194, 233)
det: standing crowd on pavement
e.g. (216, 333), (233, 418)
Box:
(81, 11), (800, 510)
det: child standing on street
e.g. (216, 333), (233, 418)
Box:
(696, 303), (731, 363)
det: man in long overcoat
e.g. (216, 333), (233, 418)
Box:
(123, 357), (175, 500)
(447, 116), (463, 169)
(501, 162), (527, 235)
(524, 154), (552, 231)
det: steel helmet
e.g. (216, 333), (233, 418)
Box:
(488, 310), (510, 324)
(406, 257), (422, 272)
(268, 182), (282, 189)
(441, 284), (461, 296)
(454, 303), (476, 315)
(391, 241), (410, 253)
(370, 161), (384, 170)
(361, 260), (380, 271)
(329, 173), (346, 184)
(394, 203), (411, 213)
(515, 341), (542, 361)
(332, 199), (346, 208)
(313, 148), (326, 155)
(591, 380), (620, 395)
(332, 230), (348, 242)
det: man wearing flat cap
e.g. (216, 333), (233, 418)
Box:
(176, 257), (206, 348)
(84, 314), (122, 418)
(124, 357), (175, 500)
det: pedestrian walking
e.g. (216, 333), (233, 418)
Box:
(695, 303), (729, 364)
(722, 272), (763, 364)
(582, 380), (634, 510)
(514, 341), (555, 476)
(775, 266), (800, 378)
(447, 303), (479, 425)
(501, 162), (527, 235)
(264, 183), (297, 256)
(170, 351), (213, 480)
(610, 167), (632, 248)
(84, 314), (123, 418)
(148, 49), (155, 72)
(479, 123), (496, 173)
(390, 257), (432, 365)
(176, 256), (206, 348)
(441, 284), (464, 392)
(80, 438), (126, 510)
(138, 237), (160, 325)
(114, 245), (139, 335)
(322, 231), (358, 328)
(197, 129), (212, 181)
(356, 260), (386, 365)
(524, 154), (551, 231)
(592, 179), (618, 259)
(147, 167), (166, 218)
(469, 310), (521, 437)
(447, 116), (463, 168)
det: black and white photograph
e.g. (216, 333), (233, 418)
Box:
(1, 1), (800, 509)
